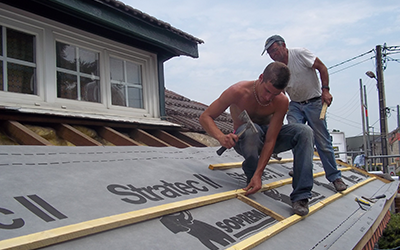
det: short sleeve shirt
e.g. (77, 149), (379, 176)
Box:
(285, 48), (321, 102)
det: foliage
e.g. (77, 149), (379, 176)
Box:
(378, 212), (400, 249)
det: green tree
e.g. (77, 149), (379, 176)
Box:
(378, 212), (400, 249)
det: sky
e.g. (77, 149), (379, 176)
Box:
(125, 0), (400, 138)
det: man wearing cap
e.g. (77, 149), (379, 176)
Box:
(261, 35), (347, 192)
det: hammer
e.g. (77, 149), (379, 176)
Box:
(216, 110), (258, 156)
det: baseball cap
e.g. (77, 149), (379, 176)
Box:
(261, 35), (285, 55)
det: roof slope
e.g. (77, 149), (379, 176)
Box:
(0, 146), (397, 249)
(165, 89), (233, 134)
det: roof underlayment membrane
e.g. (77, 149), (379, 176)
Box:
(0, 145), (398, 250)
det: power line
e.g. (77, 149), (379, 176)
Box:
(329, 57), (374, 75)
(327, 49), (374, 70)
(327, 111), (361, 126)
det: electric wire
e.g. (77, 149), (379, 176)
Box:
(329, 57), (374, 75)
(314, 45), (397, 137)
(327, 49), (374, 70)
(325, 50), (376, 131)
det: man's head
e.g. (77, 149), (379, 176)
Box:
(261, 35), (287, 64)
(261, 35), (285, 56)
(262, 62), (290, 90)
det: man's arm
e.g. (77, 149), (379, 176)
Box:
(199, 88), (239, 149)
(313, 57), (332, 106)
(244, 95), (289, 195)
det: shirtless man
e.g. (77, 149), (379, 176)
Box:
(199, 62), (314, 215)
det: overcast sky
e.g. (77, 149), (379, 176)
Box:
(126, 0), (400, 138)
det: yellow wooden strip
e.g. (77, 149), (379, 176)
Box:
(336, 161), (392, 184)
(226, 177), (377, 250)
(0, 190), (241, 250)
(209, 162), (242, 170)
(237, 194), (286, 221)
(257, 168), (353, 193)
(209, 157), (321, 170)
(0, 167), (372, 250)
(320, 102), (328, 119)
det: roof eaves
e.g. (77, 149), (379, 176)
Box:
(98, 0), (204, 44)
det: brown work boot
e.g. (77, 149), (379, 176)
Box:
(292, 199), (309, 216)
(333, 178), (347, 192)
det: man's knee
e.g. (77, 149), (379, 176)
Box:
(292, 123), (313, 137)
(294, 124), (314, 145)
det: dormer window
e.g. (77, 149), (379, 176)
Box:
(0, 9), (159, 119)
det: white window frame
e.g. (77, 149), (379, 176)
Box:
(0, 4), (160, 119)
(0, 10), (45, 105)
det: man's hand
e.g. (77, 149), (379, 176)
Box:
(218, 133), (238, 149)
(243, 176), (262, 196)
(321, 89), (333, 106)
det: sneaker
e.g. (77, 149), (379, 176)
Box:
(288, 170), (294, 177)
(333, 178), (347, 192)
(292, 199), (309, 216)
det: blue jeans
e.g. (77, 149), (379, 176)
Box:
(234, 123), (314, 202)
(287, 99), (341, 182)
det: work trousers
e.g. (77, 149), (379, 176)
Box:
(287, 98), (341, 182)
(234, 123), (314, 202)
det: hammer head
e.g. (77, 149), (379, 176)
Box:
(238, 110), (258, 133)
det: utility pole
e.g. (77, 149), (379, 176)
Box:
(360, 79), (368, 170)
(363, 85), (371, 170)
(375, 45), (389, 173)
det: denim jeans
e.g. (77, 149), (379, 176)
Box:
(287, 98), (341, 182)
(234, 123), (314, 202)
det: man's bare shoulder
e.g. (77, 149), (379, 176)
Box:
(272, 93), (289, 111)
(222, 80), (252, 100)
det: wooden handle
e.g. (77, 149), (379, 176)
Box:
(216, 129), (247, 156)
(216, 146), (227, 156)
(319, 103), (328, 120)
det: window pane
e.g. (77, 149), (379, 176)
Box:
(128, 86), (143, 108)
(111, 83), (126, 106)
(7, 28), (35, 62)
(81, 77), (100, 103)
(56, 42), (76, 71)
(126, 62), (141, 84)
(57, 72), (77, 100)
(110, 57), (124, 81)
(79, 48), (99, 76)
(7, 63), (36, 94)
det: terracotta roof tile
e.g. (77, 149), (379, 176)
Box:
(164, 89), (233, 134)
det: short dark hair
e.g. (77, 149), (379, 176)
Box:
(262, 62), (290, 90)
